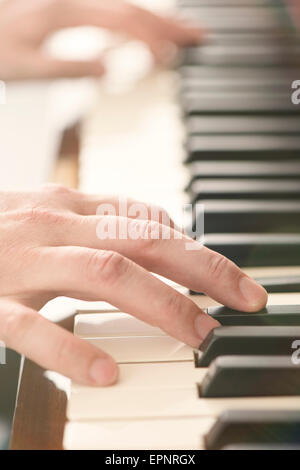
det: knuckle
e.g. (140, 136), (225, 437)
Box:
(137, 220), (162, 252)
(160, 293), (186, 330)
(42, 183), (71, 197)
(42, 184), (81, 213)
(85, 250), (130, 285)
(206, 253), (230, 281)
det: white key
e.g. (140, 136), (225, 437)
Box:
(189, 296), (221, 309)
(85, 336), (194, 363)
(76, 301), (119, 314)
(74, 313), (166, 338)
(154, 279), (189, 295)
(67, 386), (300, 421)
(73, 362), (201, 391)
(267, 293), (300, 305)
(79, 68), (186, 223)
(74, 295), (221, 338)
(63, 416), (214, 450)
(76, 307), (119, 314)
(68, 362), (206, 420)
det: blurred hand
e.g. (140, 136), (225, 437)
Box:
(0, 0), (202, 80)
(0, 185), (267, 386)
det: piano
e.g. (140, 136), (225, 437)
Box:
(11, 0), (300, 450)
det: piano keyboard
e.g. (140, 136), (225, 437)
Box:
(63, 0), (300, 450)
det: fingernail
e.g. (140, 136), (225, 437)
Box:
(239, 276), (268, 310)
(89, 357), (118, 386)
(194, 314), (220, 342)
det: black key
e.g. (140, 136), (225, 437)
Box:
(200, 356), (300, 397)
(180, 65), (300, 82)
(197, 326), (300, 366)
(181, 44), (300, 67)
(207, 305), (300, 326)
(209, 305), (300, 317)
(186, 162), (300, 188)
(186, 135), (300, 163)
(185, 116), (300, 136)
(191, 276), (300, 295)
(188, 179), (300, 202)
(181, 76), (295, 93)
(182, 93), (300, 116)
(203, 233), (300, 267)
(193, 200), (300, 234)
(204, 410), (300, 450)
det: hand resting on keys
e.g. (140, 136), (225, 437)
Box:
(0, 185), (267, 386)
(0, 0), (202, 81)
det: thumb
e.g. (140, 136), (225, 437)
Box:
(0, 299), (118, 386)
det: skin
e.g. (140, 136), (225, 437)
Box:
(0, 185), (267, 386)
(0, 0), (203, 80)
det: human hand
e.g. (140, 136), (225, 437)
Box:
(0, 185), (267, 385)
(0, 0), (202, 80)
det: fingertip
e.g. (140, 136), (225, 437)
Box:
(190, 27), (206, 43)
(239, 277), (268, 312)
(178, 20), (206, 44)
(89, 357), (119, 387)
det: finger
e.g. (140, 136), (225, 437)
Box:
(46, 187), (179, 229)
(31, 54), (105, 79)
(51, 1), (203, 47)
(0, 300), (118, 386)
(48, 215), (267, 313)
(31, 246), (219, 347)
(74, 193), (178, 229)
(142, 12), (204, 46)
